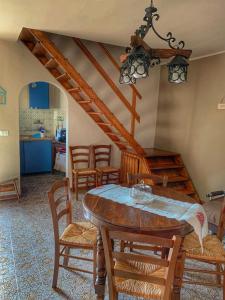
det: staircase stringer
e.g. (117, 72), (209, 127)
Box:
(22, 28), (145, 155)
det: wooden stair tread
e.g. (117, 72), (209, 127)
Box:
(67, 87), (81, 93)
(45, 58), (57, 69)
(144, 148), (179, 158)
(55, 73), (69, 81)
(77, 100), (92, 104)
(97, 122), (112, 126)
(32, 42), (45, 55)
(167, 176), (189, 183)
(173, 187), (196, 196)
(150, 164), (184, 170)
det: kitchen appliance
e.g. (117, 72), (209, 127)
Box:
(55, 128), (66, 143)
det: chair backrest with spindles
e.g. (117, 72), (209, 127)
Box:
(120, 151), (140, 183)
(93, 145), (111, 168)
(217, 196), (225, 240)
(48, 178), (72, 242)
(127, 173), (168, 188)
(70, 146), (92, 170)
(101, 227), (181, 300)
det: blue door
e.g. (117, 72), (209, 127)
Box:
(23, 140), (52, 174)
(29, 82), (49, 109)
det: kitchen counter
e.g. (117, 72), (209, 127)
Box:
(20, 136), (54, 141)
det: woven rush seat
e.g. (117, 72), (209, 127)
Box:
(96, 166), (120, 173)
(183, 232), (225, 262)
(60, 222), (97, 246)
(72, 168), (97, 175)
(114, 259), (165, 299)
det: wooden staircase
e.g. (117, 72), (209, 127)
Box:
(144, 149), (200, 202)
(121, 149), (201, 203)
(19, 28), (145, 156)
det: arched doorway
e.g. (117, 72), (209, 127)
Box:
(18, 81), (69, 185)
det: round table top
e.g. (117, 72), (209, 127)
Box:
(83, 185), (197, 238)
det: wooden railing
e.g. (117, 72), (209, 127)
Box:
(73, 38), (142, 138)
(97, 43), (142, 138)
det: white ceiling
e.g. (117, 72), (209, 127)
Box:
(1, 0), (225, 59)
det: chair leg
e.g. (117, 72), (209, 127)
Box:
(216, 263), (222, 284)
(129, 241), (134, 252)
(52, 245), (60, 289)
(75, 173), (79, 201)
(93, 245), (97, 284)
(120, 240), (125, 252)
(72, 173), (75, 193)
(95, 173), (98, 187)
(63, 246), (70, 267)
(223, 266), (225, 300)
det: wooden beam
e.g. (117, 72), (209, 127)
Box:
(131, 35), (192, 59)
(73, 38), (140, 123)
(130, 91), (136, 137)
(97, 42), (142, 100)
(26, 29), (145, 155)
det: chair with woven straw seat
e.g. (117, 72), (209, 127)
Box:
(48, 178), (97, 288)
(101, 227), (181, 300)
(70, 145), (98, 200)
(93, 145), (120, 185)
(183, 191), (225, 298)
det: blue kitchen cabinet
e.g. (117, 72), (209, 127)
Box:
(20, 140), (52, 174)
(20, 141), (25, 174)
(29, 82), (49, 109)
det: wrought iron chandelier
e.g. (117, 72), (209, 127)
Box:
(119, 0), (192, 85)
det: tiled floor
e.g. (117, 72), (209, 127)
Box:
(0, 174), (222, 300)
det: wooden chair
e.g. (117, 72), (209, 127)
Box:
(0, 178), (20, 201)
(48, 178), (97, 288)
(101, 227), (181, 300)
(183, 191), (225, 298)
(122, 173), (168, 253)
(93, 145), (120, 185)
(127, 173), (168, 188)
(70, 146), (98, 200)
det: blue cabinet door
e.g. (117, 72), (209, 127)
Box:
(23, 140), (52, 174)
(29, 82), (49, 109)
(20, 141), (25, 174)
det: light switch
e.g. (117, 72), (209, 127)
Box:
(0, 130), (9, 136)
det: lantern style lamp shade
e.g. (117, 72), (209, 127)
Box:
(119, 60), (136, 84)
(119, 46), (151, 84)
(128, 46), (151, 79)
(167, 55), (189, 84)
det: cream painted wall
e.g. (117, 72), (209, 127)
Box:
(0, 37), (160, 184)
(155, 53), (225, 200)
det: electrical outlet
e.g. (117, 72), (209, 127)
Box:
(217, 103), (225, 110)
(0, 130), (9, 137)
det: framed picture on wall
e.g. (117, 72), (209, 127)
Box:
(0, 87), (6, 104)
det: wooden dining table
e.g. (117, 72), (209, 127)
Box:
(83, 185), (197, 300)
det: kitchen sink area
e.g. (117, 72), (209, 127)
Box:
(19, 81), (67, 175)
